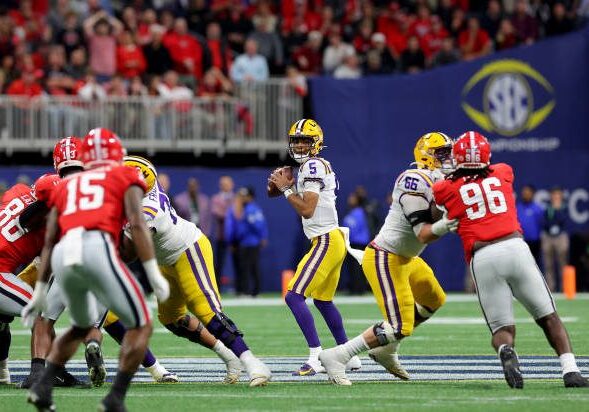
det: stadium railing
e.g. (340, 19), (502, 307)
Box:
(0, 79), (302, 157)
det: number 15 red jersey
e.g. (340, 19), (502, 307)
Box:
(433, 163), (522, 261)
(48, 165), (146, 245)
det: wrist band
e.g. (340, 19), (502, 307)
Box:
(283, 188), (295, 199)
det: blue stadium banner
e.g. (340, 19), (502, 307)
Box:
(311, 27), (589, 290)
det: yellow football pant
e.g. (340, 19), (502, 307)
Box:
(158, 235), (222, 325)
(17, 261), (38, 288)
(362, 246), (446, 337)
(288, 228), (346, 301)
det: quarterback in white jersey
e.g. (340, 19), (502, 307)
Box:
(320, 132), (459, 385)
(123, 156), (271, 387)
(270, 119), (361, 376)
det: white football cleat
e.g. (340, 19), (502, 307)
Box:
(0, 359), (10, 384)
(346, 355), (362, 371)
(368, 342), (409, 380)
(247, 360), (272, 387)
(223, 355), (242, 384)
(319, 347), (352, 386)
(146, 361), (179, 383)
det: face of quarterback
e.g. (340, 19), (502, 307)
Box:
(289, 136), (314, 163)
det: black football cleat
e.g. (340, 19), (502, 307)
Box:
(19, 371), (43, 389)
(499, 345), (523, 389)
(27, 383), (56, 412)
(564, 372), (589, 388)
(54, 367), (91, 388)
(85, 340), (107, 387)
(98, 394), (128, 412)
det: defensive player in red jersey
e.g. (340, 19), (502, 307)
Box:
(433, 131), (588, 389)
(0, 182), (42, 385)
(23, 128), (170, 412)
(19, 137), (177, 389)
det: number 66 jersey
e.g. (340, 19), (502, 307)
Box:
(433, 163), (521, 262)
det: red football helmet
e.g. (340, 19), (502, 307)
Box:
(453, 131), (491, 169)
(81, 128), (126, 167)
(53, 136), (83, 173)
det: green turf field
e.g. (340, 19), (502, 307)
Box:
(2, 294), (589, 411)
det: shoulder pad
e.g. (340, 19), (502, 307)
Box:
(299, 157), (332, 178)
(396, 170), (435, 196)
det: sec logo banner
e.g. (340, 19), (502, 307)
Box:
(461, 59), (555, 136)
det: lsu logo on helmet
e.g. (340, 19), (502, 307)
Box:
(413, 132), (453, 172)
(124, 155), (158, 193)
(287, 118), (324, 164)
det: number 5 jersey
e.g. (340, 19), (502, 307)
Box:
(433, 163), (522, 262)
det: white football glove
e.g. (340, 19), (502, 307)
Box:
(431, 211), (459, 237)
(21, 281), (49, 328)
(143, 259), (170, 302)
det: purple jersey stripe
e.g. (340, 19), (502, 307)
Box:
(292, 235), (324, 293)
(185, 246), (221, 313)
(374, 250), (392, 324)
(382, 251), (402, 334)
(192, 241), (222, 311)
(298, 233), (330, 295)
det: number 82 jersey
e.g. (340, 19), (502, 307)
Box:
(433, 163), (521, 261)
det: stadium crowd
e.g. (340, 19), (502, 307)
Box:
(0, 0), (587, 96)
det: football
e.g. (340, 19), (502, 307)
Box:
(267, 166), (294, 198)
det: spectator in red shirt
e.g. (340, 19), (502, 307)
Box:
(84, 10), (123, 83)
(291, 30), (323, 75)
(353, 20), (375, 58)
(206, 22), (232, 76)
(495, 18), (518, 50)
(8, 0), (44, 45)
(409, 5), (433, 39)
(198, 67), (233, 97)
(6, 71), (43, 97)
(511, 0), (539, 44)
(137, 8), (157, 46)
(458, 16), (492, 61)
(163, 18), (209, 86)
(117, 31), (147, 79)
(420, 15), (449, 61)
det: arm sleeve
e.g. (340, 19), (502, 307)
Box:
(399, 193), (433, 227)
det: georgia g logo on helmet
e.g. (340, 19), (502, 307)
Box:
(287, 118), (324, 164)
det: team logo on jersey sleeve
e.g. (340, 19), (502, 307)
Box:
(461, 60), (555, 136)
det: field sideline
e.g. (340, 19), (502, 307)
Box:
(2, 294), (589, 411)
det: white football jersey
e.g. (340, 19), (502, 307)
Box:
(127, 184), (201, 266)
(373, 168), (444, 258)
(296, 157), (339, 239)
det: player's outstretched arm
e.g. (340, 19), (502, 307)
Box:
(124, 186), (169, 302)
(401, 194), (458, 244)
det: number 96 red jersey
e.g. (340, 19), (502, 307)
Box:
(433, 163), (522, 261)
(48, 165), (147, 245)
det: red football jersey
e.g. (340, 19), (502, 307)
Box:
(49, 165), (146, 244)
(433, 163), (522, 261)
(33, 173), (61, 203)
(0, 184), (45, 273)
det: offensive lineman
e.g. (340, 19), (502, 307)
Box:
(23, 128), (170, 411)
(433, 131), (588, 389)
(269, 119), (361, 376)
(122, 156), (271, 386)
(319, 132), (458, 385)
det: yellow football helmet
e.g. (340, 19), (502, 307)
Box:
(288, 118), (324, 163)
(123, 155), (158, 192)
(413, 132), (453, 172)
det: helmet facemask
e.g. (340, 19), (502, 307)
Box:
(288, 135), (315, 164)
(433, 145), (455, 175)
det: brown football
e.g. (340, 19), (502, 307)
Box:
(267, 166), (294, 198)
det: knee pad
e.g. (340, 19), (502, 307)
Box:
(206, 312), (243, 344)
(164, 315), (204, 344)
(372, 321), (397, 346)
